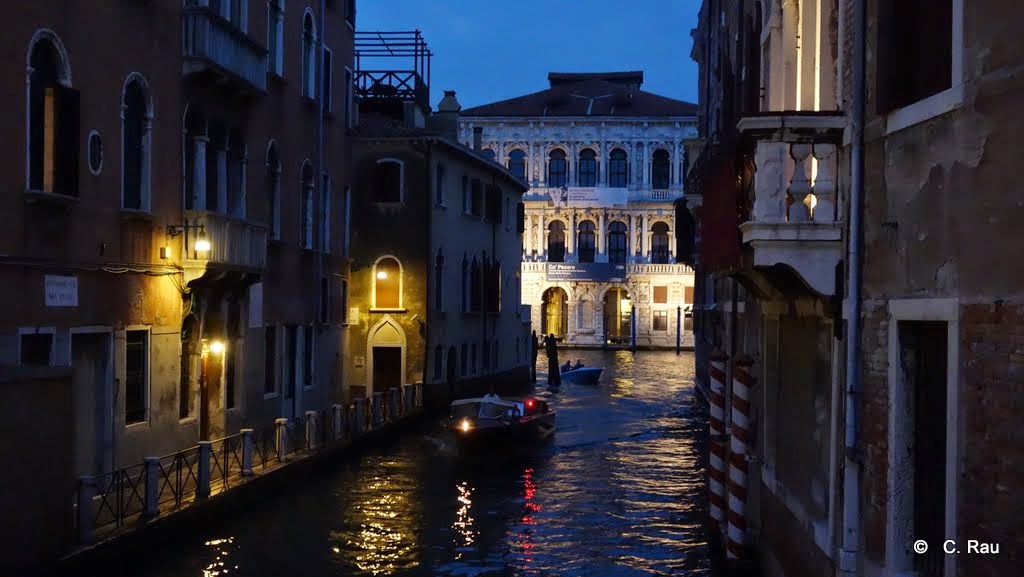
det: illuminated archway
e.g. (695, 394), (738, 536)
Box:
(602, 287), (632, 342)
(541, 287), (568, 338)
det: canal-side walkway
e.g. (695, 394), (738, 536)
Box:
(59, 384), (425, 573)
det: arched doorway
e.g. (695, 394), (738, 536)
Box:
(367, 317), (406, 396)
(603, 287), (632, 343)
(541, 287), (568, 338)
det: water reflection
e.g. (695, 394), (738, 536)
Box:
(120, 351), (710, 577)
(452, 481), (477, 557)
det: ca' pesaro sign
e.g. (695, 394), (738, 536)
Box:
(546, 263), (626, 282)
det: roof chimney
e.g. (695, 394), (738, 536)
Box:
(430, 90), (461, 140)
(473, 127), (483, 151)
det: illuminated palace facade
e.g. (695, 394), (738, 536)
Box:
(461, 72), (700, 348)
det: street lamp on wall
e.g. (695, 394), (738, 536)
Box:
(166, 223), (211, 255)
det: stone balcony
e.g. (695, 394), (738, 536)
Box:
(736, 113), (845, 295)
(182, 2), (268, 93)
(524, 186), (682, 205)
(181, 211), (268, 286)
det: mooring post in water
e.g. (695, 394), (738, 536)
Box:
(332, 404), (344, 442)
(676, 305), (682, 355)
(630, 305), (637, 353)
(275, 418), (289, 462)
(143, 457), (160, 517)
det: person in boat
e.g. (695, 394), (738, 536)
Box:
(573, 359), (584, 370)
(561, 361), (572, 373)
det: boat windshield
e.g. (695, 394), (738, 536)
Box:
(451, 403), (480, 420)
(479, 402), (519, 419)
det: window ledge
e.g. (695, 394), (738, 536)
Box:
(120, 209), (155, 222)
(269, 71), (287, 86)
(370, 308), (407, 313)
(303, 385), (315, 391)
(179, 416), (198, 426)
(302, 95), (317, 106)
(124, 421), (150, 432)
(24, 189), (79, 209)
(885, 84), (966, 136)
(263, 392), (280, 400)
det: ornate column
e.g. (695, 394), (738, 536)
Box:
(598, 210), (606, 257)
(539, 211), (547, 259)
(642, 212), (650, 261)
(567, 210), (576, 258)
(628, 212), (636, 261)
(671, 138), (680, 188)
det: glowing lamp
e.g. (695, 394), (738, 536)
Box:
(526, 399), (535, 409)
(376, 270), (388, 280)
(208, 340), (226, 354)
(459, 418), (472, 433)
(194, 235), (211, 253)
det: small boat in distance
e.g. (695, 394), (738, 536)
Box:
(448, 394), (555, 450)
(559, 361), (604, 385)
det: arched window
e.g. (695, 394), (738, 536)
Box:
(547, 221), (566, 262)
(434, 248), (445, 311)
(508, 149), (527, 180)
(577, 220), (596, 263)
(608, 221), (628, 264)
(652, 149), (671, 189)
(266, 142), (281, 240)
(122, 75), (151, 211)
(373, 257), (401, 309)
(461, 255), (469, 312)
(482, 148), (496, 161)
(267, 0), (284, 76)
(609, 148), (628, 188)
(206, 122), (226, 211)
(548, 149), (567, 188)
(301, 161), (314, 249)
(227, 127), (246, 217)
(302, 11), (316, 98)
(577, 148), (597, 187)
(651, 222), (671, 264)
(374, 159), (403, 203)
(28, 33), (76, 195)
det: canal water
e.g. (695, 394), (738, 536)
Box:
(137, 350), (710, 577)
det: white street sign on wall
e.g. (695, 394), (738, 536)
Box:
(45, 275), (78, 307)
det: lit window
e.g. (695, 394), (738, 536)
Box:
(374, 257), (401, 309)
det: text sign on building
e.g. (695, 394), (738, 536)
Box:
(546, 263), (626, 283)
(547, 187), (628, 208)
(44, 275), (78, 307)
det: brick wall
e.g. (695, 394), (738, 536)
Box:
(959, 302), (1024, 577)
(859, 301), (889, 564)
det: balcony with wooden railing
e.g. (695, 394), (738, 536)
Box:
(182, 1), (268, 93)
(736, 113), (845, 295)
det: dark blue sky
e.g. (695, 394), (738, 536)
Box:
(357, 0), (700, 110)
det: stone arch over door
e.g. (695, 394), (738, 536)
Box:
(366, 316), (406, 396)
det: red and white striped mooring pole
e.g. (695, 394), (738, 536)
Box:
(707, 350), (729, 539)
(727, 354), (754, 560)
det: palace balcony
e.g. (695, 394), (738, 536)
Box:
(181, 211), (268, 286)
(736, 113), (845, 296)
(523, 186), (683, 205)
(182, 1), (268, 93)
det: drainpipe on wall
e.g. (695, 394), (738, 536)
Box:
(839, 0), (867, 575)
(423, 142), (434, 397)
(315, 0), (326, 400)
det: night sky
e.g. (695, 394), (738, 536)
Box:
(356, 0), (701, 109)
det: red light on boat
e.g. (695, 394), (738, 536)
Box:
(526, 399), (535, 408)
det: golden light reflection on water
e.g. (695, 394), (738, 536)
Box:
(201, 536), (239, 577)
(515, 467), (539, 567)
(452, 481), (477, 558)
(331, 474), (420, 576)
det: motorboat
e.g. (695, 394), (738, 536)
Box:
(448, 394), (555, 450)
(559, 364), (604, 385)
